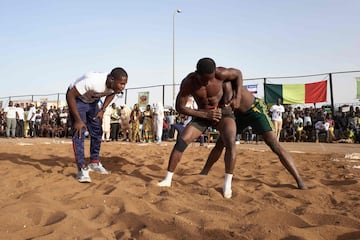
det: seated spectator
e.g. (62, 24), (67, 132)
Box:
(293, 113), (304, 142)
(325, 113), (336, 142)
(314, 117), (330, 143)
(242, 126), (255, 143)
(303, 121), (314, 142)
(282, 123), (296, 142)
(336, 112), (348, 137)
(40, 121), (55, 137)
(336, 127), (355, 143)
(347, 111), (358, 132)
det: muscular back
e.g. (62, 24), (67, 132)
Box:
(223, 81), (255, 113)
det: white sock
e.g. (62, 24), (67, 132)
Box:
(223, 173), (233, 198)
(158, 171), (174, 187)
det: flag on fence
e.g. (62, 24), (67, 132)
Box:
(264, 80), (327, 104)
(245, 84), (258, 94)
(356, 77), (360, 99)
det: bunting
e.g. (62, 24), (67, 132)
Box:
(245, 84), (258, 94)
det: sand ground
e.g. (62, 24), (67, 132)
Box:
(0, 138), (359, 240)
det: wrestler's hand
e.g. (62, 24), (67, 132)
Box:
(228, 99), (241, 111)
(232, 98), (241, 111)
(207, 108), (222, 122)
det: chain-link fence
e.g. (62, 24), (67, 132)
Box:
(1, 70), (359, 110)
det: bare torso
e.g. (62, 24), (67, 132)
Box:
(181, 71), (225, 109)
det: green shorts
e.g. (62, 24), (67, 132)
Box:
(189, 106), (235, 133)
(235, 98), (274, 134)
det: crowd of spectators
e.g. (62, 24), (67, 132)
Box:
(1, 101), (359, 144)
(1, 102), (71, 139)
(272, 104), (360, 144)
(0, 101), (188, 143)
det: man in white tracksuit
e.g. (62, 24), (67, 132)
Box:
(153, 102), (164, 143)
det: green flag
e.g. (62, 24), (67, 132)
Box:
(357, 77), (360, 99)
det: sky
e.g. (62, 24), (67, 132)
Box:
(0, 0), (359, 107)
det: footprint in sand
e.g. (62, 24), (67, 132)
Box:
(305, 213), (360, 230)
(337, 231), (360, 240)
(43, 211), (67, 226)
(320, 179), (358, 186)
(81, 206), (106, 220)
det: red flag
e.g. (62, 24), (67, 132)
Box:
(305, 80), (327, 103)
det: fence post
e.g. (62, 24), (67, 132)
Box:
(329, 73), (334, 114)
(162, 85), (165, 107)
(263, 78), (267, 104)
(57, 93), (60, 108)
(124, 89), (128, 105)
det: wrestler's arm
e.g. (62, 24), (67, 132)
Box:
(217, 67), (243, 110)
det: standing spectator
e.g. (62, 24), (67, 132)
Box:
(34, 109), (42, 137)
(119, 104), (131, 141)
(4, 101), (18, 138)
(15, 103), (25, 138)
(130, 103), (142, 143)
(27, 102), (36, 137)
(162, 116), (169, 141)
(167, 109), (176, 140)
(59, 108), (69, 137)
(23, 103), (29, 137)
(153, 102), (164, 143)
(142, 104), (154, 142)
(101, 105), (112, 142)
(0, 110), (5, 136)
(270, 98), (285, 141)
(110, 103), (120, 141)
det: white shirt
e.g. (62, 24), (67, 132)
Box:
(69, 72), (114, 103)
(16, 107), (25, 120)
(153, 102), (164, 122)
(27, 106), (36, 121)
(167, 115), (176, 125)
(4, 106), (17, 119)
(59, 112), (68, 125)
(293, 117), (303, 129)
(315, 121), (330, 131)
(270, 104), (285, 121)
(303, 116), (312, 126)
